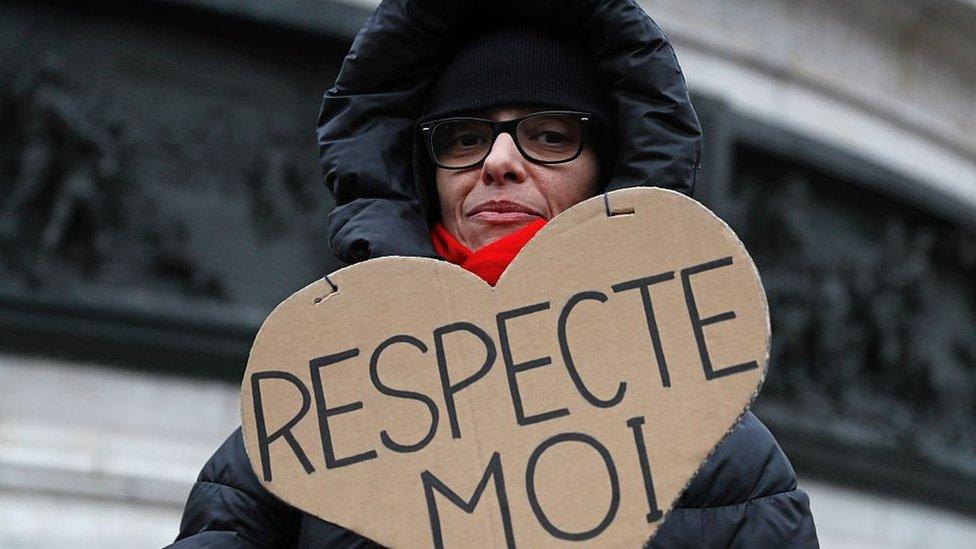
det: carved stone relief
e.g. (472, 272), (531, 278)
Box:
(727, 147), (976, 464)
(0, 6), (342, 311)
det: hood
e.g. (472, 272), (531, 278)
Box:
(317, 0), (702, 264)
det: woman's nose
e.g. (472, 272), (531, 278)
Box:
(480, 132), (527, 185)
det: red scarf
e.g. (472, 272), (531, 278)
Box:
(430, 220), (547, 285)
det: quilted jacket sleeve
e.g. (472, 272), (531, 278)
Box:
(647, 412), (819, 548)
(167, 428), (295, 549)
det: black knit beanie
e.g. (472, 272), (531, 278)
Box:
(420, 27), (617, 176)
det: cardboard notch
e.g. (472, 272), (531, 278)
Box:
(603, 192), (636, 217)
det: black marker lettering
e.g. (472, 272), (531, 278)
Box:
(250, 371), (315, 482)
(558, 291), (626, 408)
(309, 349), (377, 468)
(497, 302), (570, 426)
(680, 257), (759, 380)
(421, 452), (515, 549)
(369, 334), (439, 453)
(611, 272), (676, 387)
(433, 322), (496, 439)
(525, 433), (620, 541)
(627, 416), (663, 522)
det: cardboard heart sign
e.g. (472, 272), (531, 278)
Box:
(241, 187), (769, 548)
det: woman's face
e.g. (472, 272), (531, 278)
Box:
(435, 105), (601, 250)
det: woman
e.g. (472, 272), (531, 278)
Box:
(171, 1), (817, 547)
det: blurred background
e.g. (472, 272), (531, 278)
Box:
(0, 0), (974, 547)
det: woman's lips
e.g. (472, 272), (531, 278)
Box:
(471, 211), (541, 224)
(467, 200), (543, 225)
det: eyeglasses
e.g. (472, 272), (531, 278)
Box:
(419, 110), (594, 170)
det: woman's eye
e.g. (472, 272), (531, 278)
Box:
(453, 133), (483, 147)
(534, 131), (566, 144)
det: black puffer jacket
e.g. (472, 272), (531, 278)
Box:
(171, 0), (818, 546)
(170, 413), (815, 548)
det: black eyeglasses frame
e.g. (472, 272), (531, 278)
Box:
(418, 110), (595, 170)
